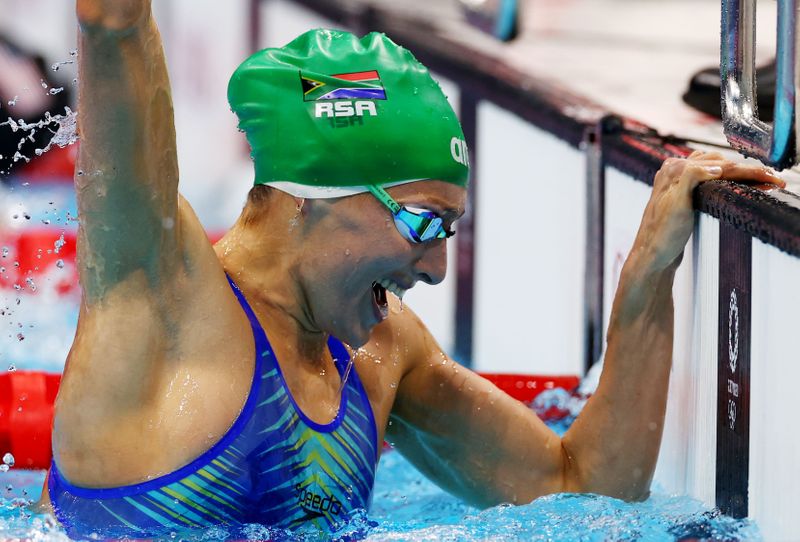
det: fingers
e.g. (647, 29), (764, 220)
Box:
(671, 155), (786, 189)
(718, 163), (786, 188)
(688, 150), (725, 162)
(679, 162), (724, 189)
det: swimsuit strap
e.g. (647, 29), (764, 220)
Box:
(226, 274), (271, 357)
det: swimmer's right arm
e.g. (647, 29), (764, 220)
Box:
(75, 0), (181, 303)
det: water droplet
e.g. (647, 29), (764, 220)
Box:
(1, 247), (8, 258)
(0, 465), (9, 473)
(56, 259), (64, 269)
(3, 453), (14, 467)
(7, 96), (18, 107)
(54, 233), (66, 254)
(344, 249), (351, 257)
(49, 87), (64, 95)
(16, 333), (24, 341)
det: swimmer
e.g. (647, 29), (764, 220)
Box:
(38, 1), (785, 538)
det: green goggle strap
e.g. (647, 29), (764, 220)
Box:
(367, 185), (402, 215)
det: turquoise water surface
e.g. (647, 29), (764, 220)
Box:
(0, 431), (761, 541)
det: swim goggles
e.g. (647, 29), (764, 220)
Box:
(368, 185), (455, 244)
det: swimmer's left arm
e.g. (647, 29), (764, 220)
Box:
(387, 306), (568, 507)
(389, 154), (785, 507)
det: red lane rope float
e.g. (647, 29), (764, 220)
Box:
(0, 371), (61, 469)
(481, 373), (580, 405)
(0, 229), (226, 295)
(0, 371), (580, 470)
(0, 229), (79, 295)
(18, 145), (77, 183)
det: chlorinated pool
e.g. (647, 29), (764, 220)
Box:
(0, 431), (761, 541)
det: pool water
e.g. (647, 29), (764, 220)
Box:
(0, 182), (762, 541)
(0, 434), (761, 541)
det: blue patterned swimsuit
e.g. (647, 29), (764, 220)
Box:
(48, 276), (379, 538)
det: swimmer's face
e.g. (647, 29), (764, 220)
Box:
(299, 180), (466, 347)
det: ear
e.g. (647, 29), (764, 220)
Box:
(293, 197), (308, 216)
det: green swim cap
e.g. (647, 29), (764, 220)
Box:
(228, 29), (469, 198)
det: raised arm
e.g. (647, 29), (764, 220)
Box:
(75, 0), (181, 302)
(389, 153), (784, 506)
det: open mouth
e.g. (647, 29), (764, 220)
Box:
(371, 281), (389, 321)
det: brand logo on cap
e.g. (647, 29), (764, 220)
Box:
(451, 137), (470, 167)
(301, 70), (387, 101)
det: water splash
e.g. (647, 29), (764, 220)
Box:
(0, 107), (78, 167)
(0, 421), (770, 541)
(50, 59), (75, 72)
(53, 234), (66, 254)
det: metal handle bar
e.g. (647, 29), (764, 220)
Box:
(721, 0), (798, 169)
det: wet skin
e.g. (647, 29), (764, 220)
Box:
(40, 0), (786, 516)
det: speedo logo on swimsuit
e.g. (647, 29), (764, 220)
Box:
(295, 484), (343, 516)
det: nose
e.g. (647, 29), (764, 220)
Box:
(414, 239), (448, 285)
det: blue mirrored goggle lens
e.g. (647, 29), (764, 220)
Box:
(394, 208), (448, 243)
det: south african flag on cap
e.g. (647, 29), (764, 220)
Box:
(301, 70), (387, 101)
